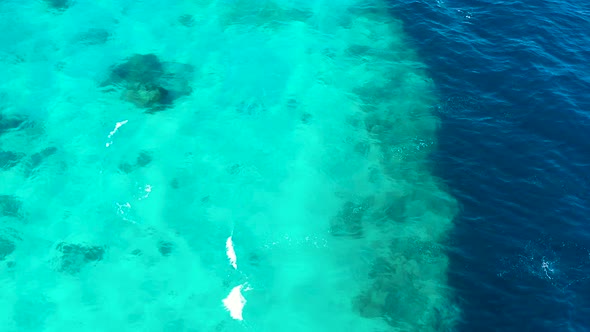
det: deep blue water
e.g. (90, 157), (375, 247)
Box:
(389, 0), (590, 331)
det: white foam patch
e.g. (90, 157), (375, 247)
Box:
(105, 119), (128, 147)
(222, 284), (247, 320)
(226, 236), (238, 269)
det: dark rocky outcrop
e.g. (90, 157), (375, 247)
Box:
(0, 112), (27, 135)
(56, 242), (106, 274)
(44, 0), (71, 11)
(0, 237), (16, 261)
(29, 147), (58, 170)
(118, 150), (152, 173)
(102, 54), (193, 112)
(329, 197), (374, 238)
(0, 151), (25, 170)
(23, 146), (58, 177)
(178, 14), (196, 27)
(0, 195), (23, 218)
(157, 241), (174, 257)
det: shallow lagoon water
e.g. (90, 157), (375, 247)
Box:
(0, 0), (459, 331)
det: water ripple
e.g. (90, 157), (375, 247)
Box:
(389, 0), (590, 330)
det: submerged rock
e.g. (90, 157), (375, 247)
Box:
(0, 237), (16, 261)
(23, 146), (58, 177)
(352, 289), (387, 318)
(103, 54), (193, 112)
(122, 82), (169, 109)
(29, 147), (58, 169)
(0, 151), (25, 170)
(355, 246), (451, 330)
(118, 162), (134, 174)
(118, 150), (153, 173)
(109, 54), (164, 86)
(0, 112), (27, 135)
(157, 241), (174, 257)
(135, 151), (152, 167)
(44, 0), (71, 11)
(56, 242), (106, 274)
(178, 14), (196, 27)
(329, 197), (374, 238)
(0, 195), (23, 218)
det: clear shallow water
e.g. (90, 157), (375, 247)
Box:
(0, 1), (458, 331)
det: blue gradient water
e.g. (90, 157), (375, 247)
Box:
(1, 0), (589, 331)
(390, 0), (590, 330)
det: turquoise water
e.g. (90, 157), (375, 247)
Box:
(0, 0), (458, 331)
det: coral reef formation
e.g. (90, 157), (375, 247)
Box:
(55, 242), (106, 274)
(102, 54), (193, 112)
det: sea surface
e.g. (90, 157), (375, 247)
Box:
(391, 0), (590, 330)
(0, 0), (589, 331)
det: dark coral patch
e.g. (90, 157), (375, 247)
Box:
(0, 112), (27, 135)
(56, 243), (106, 274)
(102, 54), (193, 112)
(29, 147), (58, 170)
(109, 54), (164, 87)
(178, 14), (196, 27)
(44, 0), (72, 11)
(329, 197), (374, 238)
(118, 150), (153, 173)
(0, 151), (25, 170)
(157, 241), (173, 257)
(0, 195), (23, 218)
(135, 151), (153, 167)
(0, 237), (16, 261)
